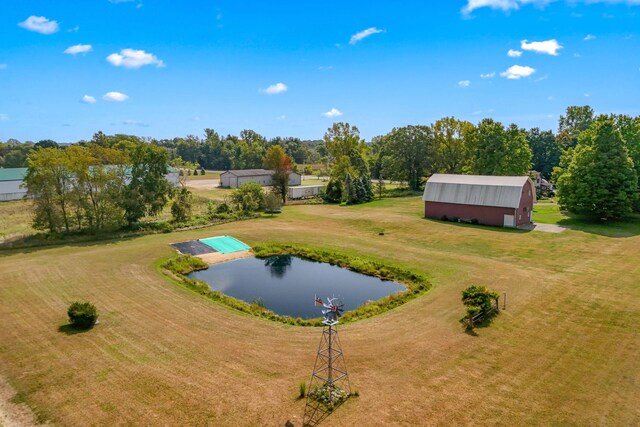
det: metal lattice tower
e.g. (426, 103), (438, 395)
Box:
(303, 297), (351, 426)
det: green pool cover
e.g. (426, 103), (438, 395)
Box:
(198, 235), (250, 254)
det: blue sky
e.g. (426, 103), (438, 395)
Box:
(1, 0), (639, 142)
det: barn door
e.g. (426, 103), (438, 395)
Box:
(503, 214), (515, 227)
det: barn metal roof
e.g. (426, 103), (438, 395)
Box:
(221, 169), (274, 177)
(0, 168), (27, 182)
(220, 169), (301, 177)
(422, 174), (534, 209)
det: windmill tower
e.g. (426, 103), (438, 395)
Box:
(303, 296), (351, 425)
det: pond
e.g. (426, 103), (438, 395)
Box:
(187, 255), (406, 319)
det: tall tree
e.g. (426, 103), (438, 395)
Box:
(433, 117), (474, 174)
(557, 105), (594, 151)
(382, 125), (434, 190)
(614, 114), (640, 211)
(323, 122), (368, 181)
(263, 145), (293, 204)
(527, 128), (560, 179)
(467, 119), (532, 176)
(121, 143), (172, 225)
(556, 116), (638, 219)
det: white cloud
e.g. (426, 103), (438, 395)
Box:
(106, 49), (165, 69)
(18, 16), (59, 35)
(81, 95), (96, 104)
(0, 114), (8, 121)
(64, 44), (93, 55)
(323, 108), (343, 118)
(500, 65), (536, 79)
(508, 49), (523, 57)
(349, 27), (384, 45)
(276, 114), (287, 120)
(458, 80), (471, 87)
(462, 0), (640, 15)
(122, 119), (148, 126)
(0, 64), (7, 70)
(583, 34), (596, 41)
(103, 92), (129, 102)
(480, 72), (496, 78)
(67, 25), (80, 33)
(584, 93), (590, 97)
(260, 82), (288, 95)
(521, 39), (562, 55)
(547, 95), (555, 100)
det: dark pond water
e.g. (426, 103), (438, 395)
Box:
(188, 255), (406, 319)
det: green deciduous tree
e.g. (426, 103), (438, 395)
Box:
(467, 119), (532, 176)
(171, 187), (193, 223)
(324, 122), (368, 181)
(230, 182), (264, 213)
(121, 143), (172, 225)
(382, 125), (434, 191)
(433, 117), (474, 174)
(527, 128), (561, 179)
(263, 145), (293, 204)
(557, 105), (594, 151)
(556, 116), (638, 219)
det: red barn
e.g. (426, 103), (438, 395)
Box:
(422, 174), (535, 227)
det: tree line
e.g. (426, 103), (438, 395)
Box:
(24, 141), (172, 234)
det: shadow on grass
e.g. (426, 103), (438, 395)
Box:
(462, 311), (499, 336)
(58, 324), (93, 335)
(555, 214), (640, 238)
(424, 218), (530, 234)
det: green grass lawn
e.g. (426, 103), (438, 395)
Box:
(186, 170), (221, 180)
(533, 202), (640, 237)
(0, 196), (639, 425)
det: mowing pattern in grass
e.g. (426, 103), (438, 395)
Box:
(0, 197), (639, 426)
(160, 244), (431, 326)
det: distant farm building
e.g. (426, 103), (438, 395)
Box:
(0, 168), (28, 201)
(0, 166), (179, 202)
(220, 169), (302, 188)
(422, 174), (535, 228)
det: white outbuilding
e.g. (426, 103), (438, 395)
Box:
(219, 169), (302, 188)
(0, 168), (28, 201)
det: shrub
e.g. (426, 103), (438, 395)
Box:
(193, 168), (199, 176)
(461, 285), (499, 318)
(323, 179), (343, 203)
(171, 187), (193, 223)
(200, 169), (206, 175)
(230, 182), (264, 213)
(67, 301), (98, 329)
(162, 254), (208, 274)
(264, 192), (283, 213)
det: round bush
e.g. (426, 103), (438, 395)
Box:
(67, 302), (98, 329)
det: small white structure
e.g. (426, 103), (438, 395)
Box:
(220, 169), (302, 188)
(0, 168), (28, 201)
(288, 185), (324, 200)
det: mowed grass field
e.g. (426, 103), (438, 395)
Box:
(0, 197), (639, 426)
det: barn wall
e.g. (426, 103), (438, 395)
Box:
(516, 181), (535, 226)
(220, 173), (231, 187)
(0, 181), (27, 202)
(237, 175), (272, 187)
(424, 201), (516, 227)
(288, 173), (302, 186)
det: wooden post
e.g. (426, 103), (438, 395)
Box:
(502, 291), (507, 310)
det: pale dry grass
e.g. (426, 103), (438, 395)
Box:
(0, 197), (638, 426)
